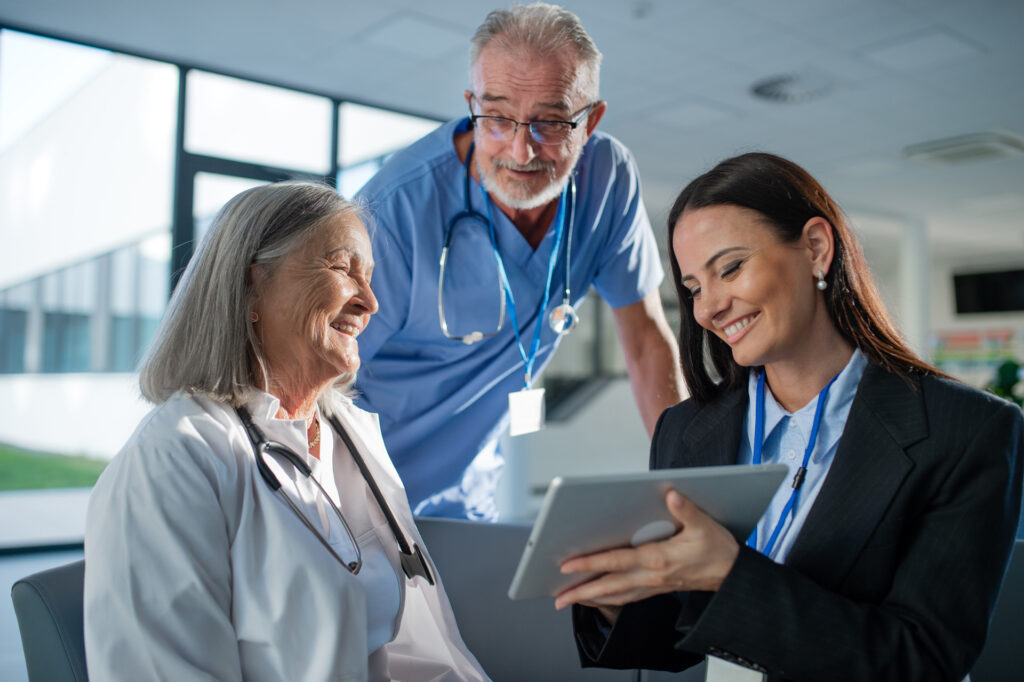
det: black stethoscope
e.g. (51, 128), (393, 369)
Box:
(438, 143), (578, 346)
(235, 405), (434, 584)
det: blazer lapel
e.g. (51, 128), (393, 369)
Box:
(680, 387), (748, 468)
(785, 364), (929, 588)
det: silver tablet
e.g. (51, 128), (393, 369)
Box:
(507, 464), (788, 600)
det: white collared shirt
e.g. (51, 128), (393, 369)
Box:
(738, 349), (868, 563)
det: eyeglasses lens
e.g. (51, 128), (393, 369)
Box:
(479, 118), (570, 146)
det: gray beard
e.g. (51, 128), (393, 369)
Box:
(478, 160), (571, 211)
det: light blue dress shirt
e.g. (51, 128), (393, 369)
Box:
(355, 117), (662, 520)
(739, 349), (867, 563)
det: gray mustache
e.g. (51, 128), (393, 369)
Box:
(493, 159), (555, 173)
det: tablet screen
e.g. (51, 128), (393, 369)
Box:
(508, 464), (788, 600)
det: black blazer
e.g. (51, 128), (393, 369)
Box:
(574, 363), (1023, 681)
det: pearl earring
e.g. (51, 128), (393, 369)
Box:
(816, 271), (827, 291)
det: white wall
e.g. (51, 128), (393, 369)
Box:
(496, 378), (649, 520)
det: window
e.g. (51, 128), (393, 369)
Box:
(337, 102), (440, 195)
(0, 282), (32, 373)
(0, 31), (177, 291)
(186, 71), (333, 174)
(0, 26), (446, 552)
(40, 261), (96, 373)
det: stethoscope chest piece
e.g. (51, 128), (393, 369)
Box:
(548, 302), (579, 335)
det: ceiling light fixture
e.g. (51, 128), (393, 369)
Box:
(749, 71), (834, 103)
(903, 132), (1024, 166)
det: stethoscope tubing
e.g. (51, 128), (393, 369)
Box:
(235, 405), (434, 584)
(439, 141), (576, 344)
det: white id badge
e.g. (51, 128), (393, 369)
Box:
(508, 388), (545, 436)
(705, 656), (766, 682)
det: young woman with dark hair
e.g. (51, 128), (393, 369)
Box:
(557, 153), (1023, 682)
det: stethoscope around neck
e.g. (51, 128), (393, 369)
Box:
(438, 142), (578, 345)
(235, 405), (434, 585)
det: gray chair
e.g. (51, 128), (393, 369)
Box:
(10, 521), (633, 682)
(10, 558), (87, 682)
(968, 539), (1024, 682)
(416, 517), (636, 682)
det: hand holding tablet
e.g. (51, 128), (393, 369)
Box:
(508, 464), (787, 601)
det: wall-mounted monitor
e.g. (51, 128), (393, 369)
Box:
(954, 269), (1024, 314)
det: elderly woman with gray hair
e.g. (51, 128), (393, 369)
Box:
(84, 182), (489, 681)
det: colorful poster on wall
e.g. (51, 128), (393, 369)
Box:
(931, 327), (1023, 390)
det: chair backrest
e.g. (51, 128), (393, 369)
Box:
(10, 558), (88, 682)
(416, 517), (637, 682)
(971, 539), (1024, 681)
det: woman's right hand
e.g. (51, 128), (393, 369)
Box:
(553, 489), (739, 620)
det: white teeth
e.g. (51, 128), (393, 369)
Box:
(331, 322), (359, 336)
(723, 316), (754, 337)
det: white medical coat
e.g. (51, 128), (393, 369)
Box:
(84, 390), (489, 681)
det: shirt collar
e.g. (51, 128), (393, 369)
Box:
(241, 390), (321, 464)
(745, 349), (868, 459)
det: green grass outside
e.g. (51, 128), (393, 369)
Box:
(0, 442), (108, 491)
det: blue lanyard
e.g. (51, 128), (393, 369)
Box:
(482, 185), (568, 389)
(747, 369), (841, 557)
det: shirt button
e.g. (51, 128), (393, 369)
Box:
(789, 421), (798, 429)
(786, 449), (797, 460)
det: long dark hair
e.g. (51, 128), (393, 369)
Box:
(667, 152), (943, 404)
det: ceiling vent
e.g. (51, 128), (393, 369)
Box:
(903, 132), (1024, 166)
(750, 72), (833, 103)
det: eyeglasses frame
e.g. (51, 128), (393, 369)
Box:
(468, 95), (598, 146)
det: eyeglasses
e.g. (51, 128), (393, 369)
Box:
(469, 96), (596, 146)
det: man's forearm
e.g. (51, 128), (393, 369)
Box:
(612, 292), (685, 436)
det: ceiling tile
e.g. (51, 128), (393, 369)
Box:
(360, 12), (466, 59)
(863, 29), (983, 71)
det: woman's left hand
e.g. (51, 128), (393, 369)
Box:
(553, 489), (740, 612)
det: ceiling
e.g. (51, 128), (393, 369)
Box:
(2, 0), (1023, 271)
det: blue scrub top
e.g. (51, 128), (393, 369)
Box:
(354, 117), (663, 519)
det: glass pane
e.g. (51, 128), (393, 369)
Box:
(338, 102), (440, 167)
(338, 158), (382, 198)
(41, 312), (90, 373)
(0, 30), (177, 290)
(0, 308), (27, 372)
(107, 236), (170, 372)
(193, 172), (269, 246)
(186, 71), (332, 174)
(0, 30), (173, 519)
(138, 233), (171, 319)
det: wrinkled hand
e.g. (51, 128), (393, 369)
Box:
(553, 489), (739, 615)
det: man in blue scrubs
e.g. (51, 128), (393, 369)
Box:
(355, 3), (683, 520)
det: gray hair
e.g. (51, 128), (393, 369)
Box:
(469, 3), (602, 101)
(139, 181), (362, 410)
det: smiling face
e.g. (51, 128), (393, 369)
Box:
(467, 44), (602, 211)
(673, 204), (832, 371)
(251, 213), (377, 393)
